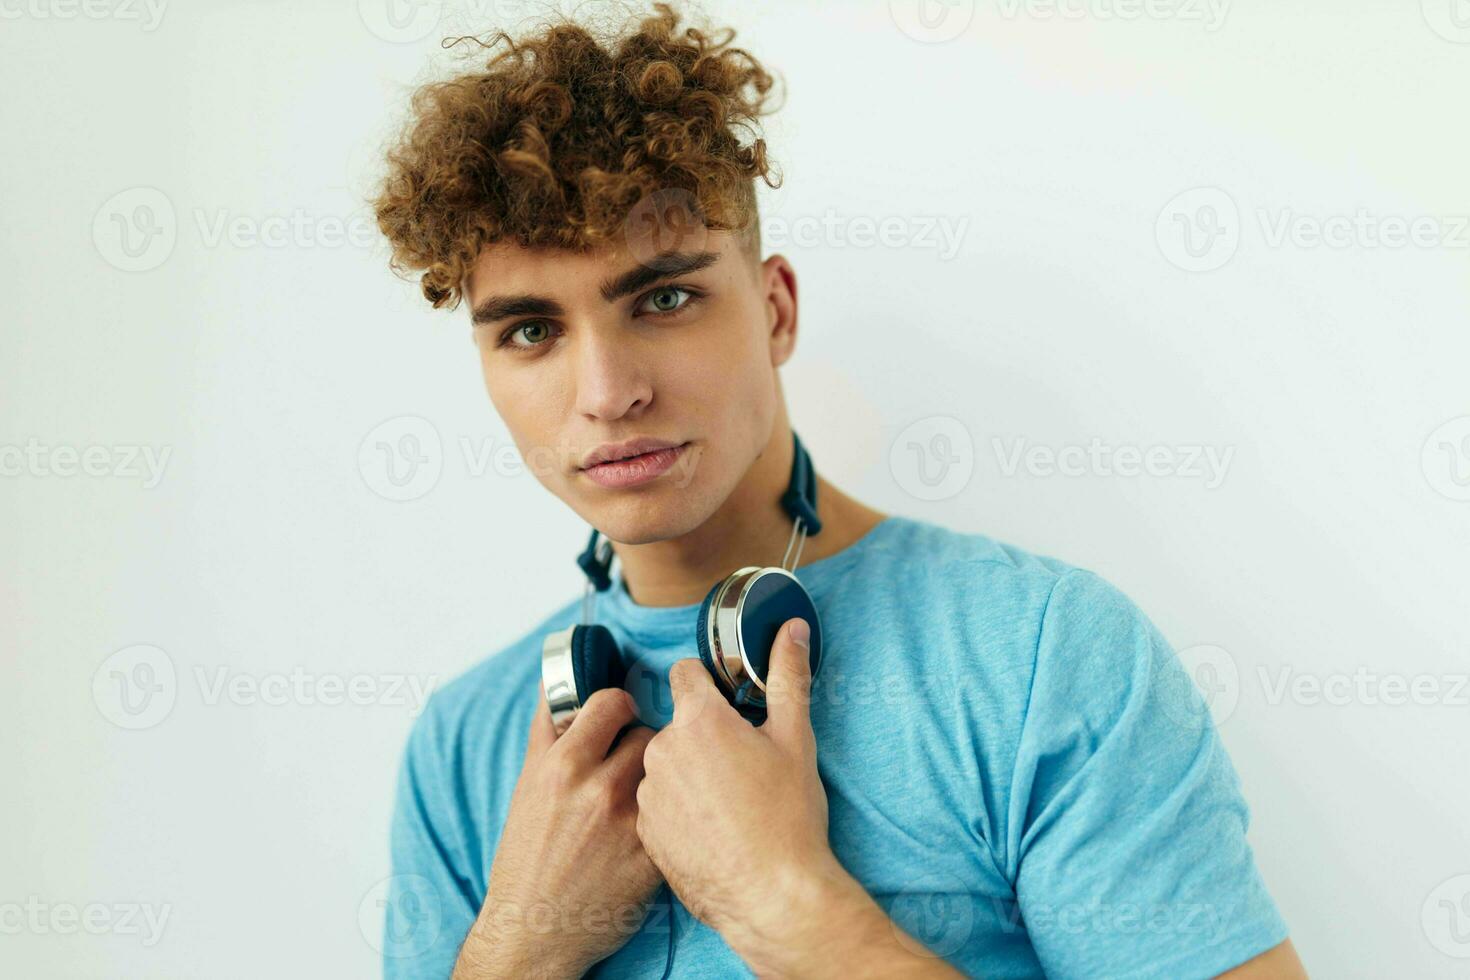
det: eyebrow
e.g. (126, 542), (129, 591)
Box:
(470, 250), (721, 327)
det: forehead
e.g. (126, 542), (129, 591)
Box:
(464, 228), (741, 304)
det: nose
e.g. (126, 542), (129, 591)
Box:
(573, 328), (653, 421)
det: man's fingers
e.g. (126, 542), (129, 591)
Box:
(603, 723), (656, 791)
(764, 618), (815, 747)
(667, 658), (721, 729)
(554, 687), (641, 768)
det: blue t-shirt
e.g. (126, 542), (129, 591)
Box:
(384, 515), (1288, 979)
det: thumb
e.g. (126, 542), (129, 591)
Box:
(764, 617), (815, 743)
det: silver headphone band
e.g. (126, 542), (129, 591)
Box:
(780, 516), (808, 571)
(579, 577), (595, 625)
(541, 626), (581, 734)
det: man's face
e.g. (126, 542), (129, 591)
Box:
(465, 229), (796, 545)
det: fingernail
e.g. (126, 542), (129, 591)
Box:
(789, 618), (810, 650)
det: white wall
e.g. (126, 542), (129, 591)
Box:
(3, 1), (1467, 976)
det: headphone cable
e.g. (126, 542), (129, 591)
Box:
(657, 880), (677, 980)
(581, 882), (677, 980)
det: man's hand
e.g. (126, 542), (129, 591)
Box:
(634, 618), (839, 939)
(453, 685), (662, 979)
(636, 618), (966, 978)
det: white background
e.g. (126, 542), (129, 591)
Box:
(3, 1), (1468, 976)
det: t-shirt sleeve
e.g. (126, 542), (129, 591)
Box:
(1006, 569), (1289, 980)
(382, 704), (481, 979)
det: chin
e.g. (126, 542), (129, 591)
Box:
(576, 481), (713, 545)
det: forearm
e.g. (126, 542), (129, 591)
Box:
(720, 859), (968, 979)
(451, 903), (584, 980)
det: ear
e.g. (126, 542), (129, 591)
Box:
(761, 254), (799, 368)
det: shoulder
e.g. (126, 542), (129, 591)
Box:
(839, 514), (1151, 644)
(839, 516), (1165, 705)
(839, 514), (1080, 596)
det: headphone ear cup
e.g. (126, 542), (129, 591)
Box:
(694, 579), (725, 683)
(697, 577), (769, 724)
(570, 624), (626, 706)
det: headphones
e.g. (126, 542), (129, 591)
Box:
(541, 430), (825, 732)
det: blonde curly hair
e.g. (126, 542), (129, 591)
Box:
(372, 2), (782, 310)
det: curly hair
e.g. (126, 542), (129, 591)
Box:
(371, 2), (782, 310)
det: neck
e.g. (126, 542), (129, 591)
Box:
(609, 424), (889, 608)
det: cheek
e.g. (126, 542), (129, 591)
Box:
(685, 298), (770, 385)
(686, 300), (778, 415)
(483, 356), (556, 429)
(481, 364), (556, 472)
(710, 324), (778, 410)
(480, 366), (520, 431)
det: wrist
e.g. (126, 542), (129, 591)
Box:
(455, 902), (589, 980)
(721, 856), (876, 977)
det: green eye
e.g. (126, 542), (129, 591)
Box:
(505, 321), (552, 348)
(642, 286), (695, 315)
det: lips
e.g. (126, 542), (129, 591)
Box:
(579, 437), (686, 470)
(579, 441), (690, 490)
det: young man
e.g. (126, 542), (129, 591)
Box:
(372, 5), (1307, 978)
